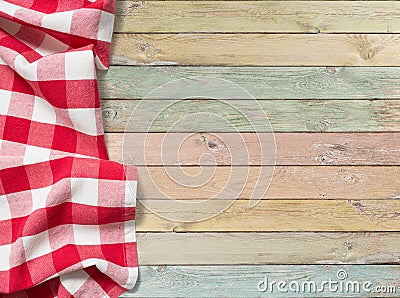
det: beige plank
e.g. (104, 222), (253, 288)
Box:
(115, 1), (400, 33)
(106, 132), (400, 166)
(112, 34), (400, 66)
(137, 232), (400, 264)
(136, 200), (400, 231)
(134, 166), (400, 200)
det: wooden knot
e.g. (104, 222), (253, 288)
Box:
(102, 108), (117, 120)
(317, 118), (331, 132)
(325, 67), (337, 74)
(139, 42), (151, 52)
(359, 47), (376, 60)
(156, 265), (167, 273)
(316, 154), (332, 165)
(312, 27), (321, 34)
(207, 140), (218, 149)
(343, 241), (353, 251)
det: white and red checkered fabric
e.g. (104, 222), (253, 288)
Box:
(0, 0), (138, 297)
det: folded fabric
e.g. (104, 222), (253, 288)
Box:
(0, 0), (138, 297)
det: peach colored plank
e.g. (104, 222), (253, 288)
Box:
(106, 132), (400, 166)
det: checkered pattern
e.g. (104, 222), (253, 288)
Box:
(0, 0), (138, 297)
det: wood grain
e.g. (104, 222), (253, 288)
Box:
(101, 99), (400, 132)
(106, 132), (400, 166)
(111, 34), (400, 66)
(135, 232), (400, 264)
(111, 3), (400, 296)
(135, 166), (400, 200)
(98, 66), (400, 100)
(135, 199), (400, 232)
(115, 1), (400, 33)
(123, 265), (400, 297)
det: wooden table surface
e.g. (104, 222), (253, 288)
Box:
(100, 1), (400, 296)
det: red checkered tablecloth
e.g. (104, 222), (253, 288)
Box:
(0, 0), (138, 297)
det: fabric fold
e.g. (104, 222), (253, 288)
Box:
(0, 0), (138, 297)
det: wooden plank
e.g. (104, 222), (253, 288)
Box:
(126, 265), (400, 297)
(123, 265), (400, 297)
(115, 1), (400, 33)
(135, 200), (400, 232)
(135, 232), (400, 264)
(101, 99), (400, 132)
(111, 34), (400, 66)
(106, 132), (400, 166)
(98, 66), (400, 100)
(135, 166), (400, 200)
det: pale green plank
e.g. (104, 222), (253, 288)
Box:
(101, 99), (400, 132)
(98, 66), (400, 100)
(122, 265), (400, 297)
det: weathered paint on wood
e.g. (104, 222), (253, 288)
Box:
(98, 66), (400, 100)
(123, 265), (400, 297)
(101, 99), (400, 132)
(111, 34), (400, 66)
(106, 132), (400, 166)
(135, 166), (400, 200)
(111, 3), (400, 297)
(135, 232), (400, 264)
(115, 1), (400, 33)
(135, 200), (400, 232)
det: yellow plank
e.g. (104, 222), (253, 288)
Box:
(136, 200), (400, 232)
(112, 33), (400, 66)
(106, 132), (400, 165)
(115, 1), (400, 33)
(137, 232), (400, 264)
(134, 166), (400, 200)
